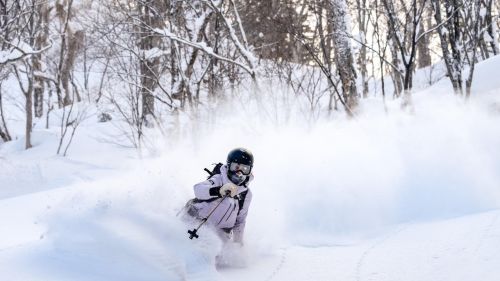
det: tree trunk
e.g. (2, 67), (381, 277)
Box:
(417, 0), (432, 68)
(138, 0), (165, 127)
(33, 78), (44, 117)
(33, 1), (49, 117)
(355, 0), (369, 98)
(62, 30), (84, 105)
(483, 0), (498, 55)
(389, 39), (404, 97)
(383, 0), (403, 98)
(328, 0), (358, 109)
(431, 0), (468, 95)
(17, 64), (35, 149)
(0, 86), (12, 142)
(208, 15), (221, 99)
(25, 78), (33, 149)
(55, 0), (73, 107)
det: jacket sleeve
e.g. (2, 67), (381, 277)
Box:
(193, 175), (223, 200)
(232, 189), (253, 243)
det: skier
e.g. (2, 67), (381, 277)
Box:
(184, 148), (254, 246)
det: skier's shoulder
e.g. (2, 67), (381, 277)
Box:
(206, 173), (223, 186)
(202, 163), (226, 182)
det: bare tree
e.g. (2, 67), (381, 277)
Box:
(0, 0), (52, 149)
(83, 1), (169, 147)
(432, 0), (488, 97)
(367, 0), (391, 104)
(327, 0), (358, 109)
(136, 0), (166, 127)
(416, 0), (432, 68)
(382, 0), (428, 105)
(33, 1), (49, 118)
(477, 0), (499, 58)
(239, 0), (310, 63)
(353, 0), (370, 98)
(54, 0), (84, 108)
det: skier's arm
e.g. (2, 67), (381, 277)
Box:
(193, 175), (223, 200)
(233, 190), (253, 244)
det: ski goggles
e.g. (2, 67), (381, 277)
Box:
(229, 162), (252, 175)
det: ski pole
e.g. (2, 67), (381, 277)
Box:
(188, 194), (229, 239)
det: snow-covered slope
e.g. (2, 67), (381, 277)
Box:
(221, 210), (500, 281)
(1, 56), (500, 281)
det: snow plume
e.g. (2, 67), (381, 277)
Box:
(8, 161), (222, 281)
(157, 89), (500, 247)
(38, 89), (500, 257)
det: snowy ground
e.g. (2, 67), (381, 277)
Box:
(1, 56), (500, 281)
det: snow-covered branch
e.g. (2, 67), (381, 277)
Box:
(153, 28), (255, 76)
(202, 0), (257, 78)
(0, 39), (53, 65)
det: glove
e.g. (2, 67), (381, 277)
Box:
(220, 183), (237, 197)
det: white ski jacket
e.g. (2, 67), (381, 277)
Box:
(191, 165), (253, 243)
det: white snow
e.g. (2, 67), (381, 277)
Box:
(1, 56), (500, 280)
(0, 41), (35, 64)
(143, 47), (168, 61)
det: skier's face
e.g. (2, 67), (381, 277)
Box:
(228, 170), (246, 185)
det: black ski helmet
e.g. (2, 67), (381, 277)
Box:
(227, 148), (254, 167)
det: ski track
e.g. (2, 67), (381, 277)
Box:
(355, 225), (409, 281)
(230, 211), (500, 281)
(474, 211), (500, 255)
(263, 247), (288, 281)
